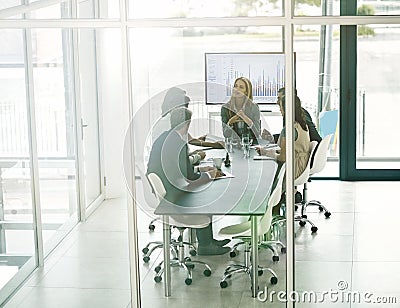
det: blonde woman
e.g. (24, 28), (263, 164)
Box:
(221, 77), (260, 143)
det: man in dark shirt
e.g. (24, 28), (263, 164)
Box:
(147, 107), (230, 255)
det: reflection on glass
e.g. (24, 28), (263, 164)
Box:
(78, 29), (102, 207)
(357, 1), (400, 16)
(294, 0), (340, 16)
(356, 25), (400, 169)
(0, 30), (35, 304)
(31, 29), (78, 256)
(129, 0), (283, 18)
(294, 25), (340, 177)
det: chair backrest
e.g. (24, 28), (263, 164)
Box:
(147, 172), (211, 229)
(258, 163), (286, 235)
(294, 140), (318, 186)
(135, 165), (159, 212)
(147, 172), (167, 202)
(310, 134), (333, 175)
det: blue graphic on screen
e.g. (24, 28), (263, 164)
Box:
(205, 53), (285, 105)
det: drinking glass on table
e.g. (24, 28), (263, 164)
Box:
(241, 135), (252, 158)
(225, 137), (233, 153)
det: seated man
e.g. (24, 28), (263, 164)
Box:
(147, 107), (230, 255)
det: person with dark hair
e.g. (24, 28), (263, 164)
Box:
(147, 107), (230, 256)
(262, 87), (322, 143)
(221, 77), (260, 143)
(257, 95), (311, 180)
(161, 87), (224, 153)
(261, 88), (321, 203)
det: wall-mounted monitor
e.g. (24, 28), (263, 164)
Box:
(205, 52), (289, 105)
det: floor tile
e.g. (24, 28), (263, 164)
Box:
(295, 261), (352, 293)
(16, 287), (130, 308)
(34, 257), (130, 290)
(352, 261), (400, 293)
(295, 234), (353, 262)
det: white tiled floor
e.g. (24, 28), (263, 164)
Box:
(3, 180), (400, 308)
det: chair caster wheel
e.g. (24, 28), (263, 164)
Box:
(258, 270), (263, 276)
(318, 206), (324, 212)
(325, 211), (331, 218)
(154, 266), (161, 273)
(301, 214), (308, 219)
(272, 255), (279, 262)
(270, 276), (278, 285)
(187, 264), (195, 270)
(185, 278), (192, 285)
(311, 226), (318, 233)
(220, 281), (228, 288)
(142, 247), (149, 254)
(281, 247), (287, 254)
(299, 221), (306, 227)
(154, 276), (162, 283)
(149, 224), (155, 231)
(143, 256), (150, 263)
(203, 269), (211, 277)
(229, 250), (237, 258)
(189, 249), (197, 256)
(184, 257), (191, 262)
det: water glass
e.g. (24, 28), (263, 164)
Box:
(225, 137), (233, 153)
(242, 136), (251, 158)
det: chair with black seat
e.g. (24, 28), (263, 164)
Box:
(216, 164), (287, 289)
(300, 134), (333, 219)
(147, 172), (213, 285)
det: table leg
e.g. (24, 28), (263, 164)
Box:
(251, 215), (258, 297)
(162, 215), (171, 297)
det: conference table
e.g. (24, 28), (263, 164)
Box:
(154, 147), (277, 298)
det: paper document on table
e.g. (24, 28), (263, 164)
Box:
(253, 156), (276, 161)
(215, 171), (235, 180)
(188, 144), (213, 153)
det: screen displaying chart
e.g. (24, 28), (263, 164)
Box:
(205, 52), (287, 105)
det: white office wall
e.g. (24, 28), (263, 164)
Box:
(97, 28), (128, 198)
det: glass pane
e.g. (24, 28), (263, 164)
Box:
(294, 0), (340, 16)
(0, 0), (21, 10)
(357, 1), (400, 15)
(28, 3), (63, 19)
(129, 26), (287, 307)
(294, 24), (340, 177)
(129, 0), (283, 18)
(0, 29), (36, 306)
(31, 28), (79, 255)
(78, 0), (95, 18)
(356, 24), (400, 169)
(78, 29), (102, 207)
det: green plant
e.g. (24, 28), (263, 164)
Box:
(357, 4), (375, 36)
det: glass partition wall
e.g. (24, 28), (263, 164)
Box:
(0, 24), (105, 308)
(1, 0), (400, 307)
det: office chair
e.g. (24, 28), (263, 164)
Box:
(300, 134), (333, 219)
(147, 172), (213, 285)
(294, 141), (319, 233)
(136, 165), (179, 263)
(274, 142), (319, 234)
(217, 164), (286, 288)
